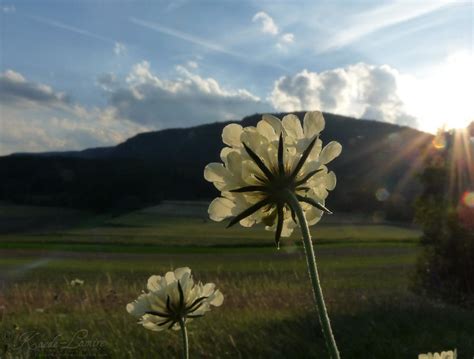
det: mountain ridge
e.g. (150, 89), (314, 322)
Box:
(7, 112), (428, 159)
(0, 112), (434, 219)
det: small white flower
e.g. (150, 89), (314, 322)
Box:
(127, 267), (223, 331)
(70, 278), (84, 286)
(418, 350), (457, 359)
(204, 111), (341, 247)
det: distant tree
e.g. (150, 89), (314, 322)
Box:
(414, 128), (474, 306)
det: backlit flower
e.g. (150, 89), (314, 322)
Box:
(127, 267), (223, 331)
(418, 350), (457, 359)
(204, 111), (341, 247)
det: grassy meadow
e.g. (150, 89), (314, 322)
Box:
(0, 202), (472, 358)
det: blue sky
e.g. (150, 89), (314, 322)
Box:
(0, 0), (473, 154)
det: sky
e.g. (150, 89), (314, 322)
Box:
(0, 0), (473, 155)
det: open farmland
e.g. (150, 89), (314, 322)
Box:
(0, 202), (472, 358)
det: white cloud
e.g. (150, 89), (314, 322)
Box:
(0, 70), (69, 107)
(276, 32), (295, 50)
(269, 63), (417, 127)
(252, 12), (295, 50)
(252, 11), (279, 35)
(114, 42), (127, 55)
(103, 61), (269, 127)
(280, 33), (294, 44)
(0, 70), (148, 155)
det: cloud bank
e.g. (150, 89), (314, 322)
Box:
(0, 70), (70, 106)
(269, 63), (417, 127)
(100, 61), (269, 127)
(1, 61), (423, 155)
(0, 70), (148, 155)
(0, 64), (269, 155)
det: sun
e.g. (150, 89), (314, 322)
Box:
(399, 51), (474, 134)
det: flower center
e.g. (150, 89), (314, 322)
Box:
(265, 173), (295, 203)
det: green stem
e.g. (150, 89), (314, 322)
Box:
(179, 318), (189, 359)
(285, 191), (340, 359)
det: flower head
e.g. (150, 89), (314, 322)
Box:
(418, 350), (457, 359)
(127, 267), (223, 331)
(204, 111), (341, 247)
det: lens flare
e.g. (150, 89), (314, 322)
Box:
(432, 131), (446, 150)
(375, 188), (390, 202)
(462, 191), (474, 208)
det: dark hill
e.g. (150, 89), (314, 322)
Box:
(0, 112), (434, 219)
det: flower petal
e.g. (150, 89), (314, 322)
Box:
(174, 267), (191, 281)
(241, 126), (265, 150)
(147, 275), (163, 292)
(222, 123), (243, 147)
(204, 163), (228, 183)
(210, 290), (224, 306)
(208, 197), (234, 221)
(202, 283), (216, 296)
(126, 294), (150, 317)
(282, 114), (303, 139)
(257, 119), (278, 141)
(305, 206), (324, 226)
(262, 114), (283, 134)
(142, 320), (165, 332)
(226, 151), (243, 178)
(220, 147), (233, 165)
(165, 271), (176, 284)
(241, 160), (265, 184)
(281, 219), (295, 237)
(303, 111), (325, 138)
(323, 171), (337, 191)
(319, 141), (342, 164)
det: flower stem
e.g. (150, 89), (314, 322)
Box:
(285, 191), (340, 359)
(179, 318), (189, 359)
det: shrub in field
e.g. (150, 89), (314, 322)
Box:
(414, 128), (474, 307)
(415, 205), (474, 306)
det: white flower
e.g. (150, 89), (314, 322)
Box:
(70, 278), (84, 286)
(418, 350), (457, 359)
(126, 267), (223, 331)
(204, 111), (341, 247)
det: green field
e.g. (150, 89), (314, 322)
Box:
(0, 202), (472, 358)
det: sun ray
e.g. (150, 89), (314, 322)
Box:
(392, 135), (434, 195)
(448, 128), (474, 203)
(378, 130), (432, 180)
